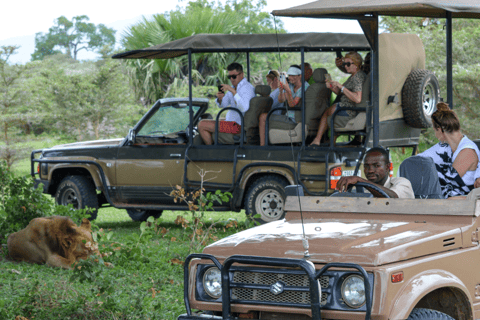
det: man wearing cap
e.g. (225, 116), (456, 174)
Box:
(258, 65), (309, 146)
(198, 62), (255, 145)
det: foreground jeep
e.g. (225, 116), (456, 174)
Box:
(177, 194), (480, 320)
(31, 32), (435, 222)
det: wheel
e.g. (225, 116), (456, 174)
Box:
(126, 209), (163, 222)
(402, 69), (440, 128)
(55, 175), (99, 220)
(407, 308), (454, 320)
(244, 176), (288, 224)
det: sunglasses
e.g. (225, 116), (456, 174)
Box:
(227, 73), (241, 80)
(342, 62), (354, 67)
(266, 70), (277, 78)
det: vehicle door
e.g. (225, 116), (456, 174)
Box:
(115, 99), (206, 205)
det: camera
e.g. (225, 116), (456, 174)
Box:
(280, 74), (286, 83)
(217, 85), (224, 93)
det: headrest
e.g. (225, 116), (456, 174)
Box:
(312, 68), (328, 83)
(255, 85), (271, 97)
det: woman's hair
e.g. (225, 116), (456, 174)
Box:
(431, 102), (460, 133)
(345, 51), (363, 69)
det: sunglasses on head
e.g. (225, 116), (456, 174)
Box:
(227, 73), (241, 80)
(342, 62), (354, 67)
(266, 70), (277, 78)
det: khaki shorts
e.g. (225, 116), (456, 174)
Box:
(327, 114), (355, 129)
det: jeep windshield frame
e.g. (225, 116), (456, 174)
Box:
(271, 0), (480, 146)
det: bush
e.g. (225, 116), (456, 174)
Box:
(0, 161), (91, 243)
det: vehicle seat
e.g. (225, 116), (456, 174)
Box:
(268, 68), (330, 145)
(215, 85), (273, 145)
(398, 155), (443, 199)
(295, 68), (331, 137)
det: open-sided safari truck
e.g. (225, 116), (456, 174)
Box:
(175, 1), (480, 320)
(30, 29), (434, 223)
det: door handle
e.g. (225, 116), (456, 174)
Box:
(237, 154), (245, 158)
(170, 154), (182, 158)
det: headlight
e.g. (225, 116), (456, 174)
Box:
(203, 267), (222, 298)
(341, 275), (366, 308)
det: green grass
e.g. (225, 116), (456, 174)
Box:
(1, 204), (248, 320)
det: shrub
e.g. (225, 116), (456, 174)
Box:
(0, 161), (91, 243)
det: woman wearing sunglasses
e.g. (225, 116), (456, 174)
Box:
(309, 51), (366, 146)
(417, 102), (480, 198)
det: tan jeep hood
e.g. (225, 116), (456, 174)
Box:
(204, 218), (465, 266)
(51, 138), (124, 149)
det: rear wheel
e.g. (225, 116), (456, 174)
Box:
(126, 209), (163, 222)
(55, 175), (99, 220)
(245, 175), (288, 224)
(402, 69), (440, 128)
(407, 308), (454, 320)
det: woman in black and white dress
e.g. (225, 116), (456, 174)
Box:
(418, 102), (480, 198)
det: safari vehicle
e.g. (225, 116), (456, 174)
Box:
(175, 1), (480, 320)
(31, 30), (435, 222)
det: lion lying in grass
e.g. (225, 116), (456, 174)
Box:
(7, 216), (101, 269)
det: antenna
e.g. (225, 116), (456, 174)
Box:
(273, 15), (310, 260)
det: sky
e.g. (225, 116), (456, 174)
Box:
(0, 0), (362, 64)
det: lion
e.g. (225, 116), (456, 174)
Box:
(7, 216), (101, 269)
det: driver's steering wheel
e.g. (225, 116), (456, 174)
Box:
(330, 181), (390, 198)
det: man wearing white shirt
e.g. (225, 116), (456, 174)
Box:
(198, 62), (255, 145)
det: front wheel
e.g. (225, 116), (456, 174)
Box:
(407, 308), (454, 320)
(126, 209), (163, 222)
(55, 175), (99, 220)
(244, 175), (288, 224)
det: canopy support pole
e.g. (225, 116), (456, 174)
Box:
(301, 48), (306, 145)
(247, 52), (250, 82)
(446, 11), (453, 108)
(188, 49), (194, 143)
(372, 14), (379, 147)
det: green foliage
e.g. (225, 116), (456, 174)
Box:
(22, 55), (139, 140)
(0, 160), (94, 241)
(380, 17), (480, 139)
(0, 46), (32, 167)
(0, 161), (54, 239)
(32, 15), (116, 61)
(122, 0), (284, 103)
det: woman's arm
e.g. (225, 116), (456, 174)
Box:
(341, 86), (362, 104)
(453, 148), (479, 177)
(278, 83), (298, 107)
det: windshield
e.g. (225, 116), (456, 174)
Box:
(137, 104), (200, 136)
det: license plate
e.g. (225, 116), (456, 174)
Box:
(342, 170), (355, 176)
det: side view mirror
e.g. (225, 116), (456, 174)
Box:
(127, 129), (136, 145)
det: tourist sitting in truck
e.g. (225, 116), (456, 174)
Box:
(336, 147), (414, 198)
(197, 62), (255, 145)
(309, 51), (367, 146)
(417, 102), (480, 198)
(258, 65), (309, 146)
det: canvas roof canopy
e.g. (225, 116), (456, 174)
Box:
(112, 33), (370, 60)
(271, 0), (480, 19)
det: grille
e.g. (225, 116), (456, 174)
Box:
(232, 271), (329, 306)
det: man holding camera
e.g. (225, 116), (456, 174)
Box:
(198, 62), (255, 145)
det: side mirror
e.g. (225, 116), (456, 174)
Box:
(127, 129), (136, 145)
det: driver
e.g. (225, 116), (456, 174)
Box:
(336, 147), (414, 198)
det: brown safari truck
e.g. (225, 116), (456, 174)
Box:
(30, 31), (435, 223)
(178, 196), (480, 320)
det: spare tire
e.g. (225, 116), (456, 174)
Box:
(401, 69), (440, 128)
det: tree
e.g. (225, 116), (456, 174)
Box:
(32, 15), (116, 61)
(380, 17), (480, 139)
(0, 46), (30, 167)
(121, 0), (284, 103)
